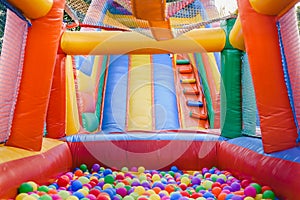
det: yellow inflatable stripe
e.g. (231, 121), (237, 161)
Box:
(208, 53), (221, 92)
(0, 138), (64, 164)
(66, 55), (80, 135)
(127, 55), (153, 131)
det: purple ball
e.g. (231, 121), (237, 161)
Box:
(191, 177), (201, 185)
(141, 182), (150, 188)
(116, 187), (127, 197)
(131, 181), (140, 187)
(216, 178), (225, 184)
(244, 185), (257, 197)
(231, 182), (241, 192)
(231, 195), (243, 200)
(223, 186), (232, 192)
(153, 182), (165, 190)
(92, 164), (100, 172)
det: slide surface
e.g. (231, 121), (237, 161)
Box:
(101, 54), (206, 132)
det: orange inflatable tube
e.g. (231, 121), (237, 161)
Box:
(238, 0), (298, 153)
(46, 54), (66, 139)
(6, 0), (66, 151)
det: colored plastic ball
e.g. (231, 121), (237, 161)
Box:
(138, 166), (145, 174)
(103, 169), (113, 176)
(123, 196), (135, 200)
(262, 190), (275, 200)
(71, 180), (83, 191)
(171, 166), (178, 172)
(230, 182), (241, 192)
(170, 192), (182, 200)
(92, 164), (100, 172)
(104, 174), (115, 184)
(250, 183), (262, 194)
(18, 182), (34, 193)
(58, 190), (71, 199)
(40, 194), (52, 200)
(80, 164), (88, 172)
(57, 175), (70, 187)
(244, 185), (257, 198)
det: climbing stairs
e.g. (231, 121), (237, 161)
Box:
(174, 55), (209, 129)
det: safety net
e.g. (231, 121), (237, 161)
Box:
(66, 0), (237, 39)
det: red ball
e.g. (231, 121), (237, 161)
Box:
(261, 185), (272, 193)
(241, 179), (250, 188)
(90, 189), (101, 197)
(179, 183), (187, 190)
(191, 193), (202, 198)
(97, 194), (110, 200)
(57, 175), (70, 187)
(212, 182), (221, 188)
(180, 191), (190, 197)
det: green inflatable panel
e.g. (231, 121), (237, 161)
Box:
(220, 49), (242, 138)
(82, 112), (99, 132)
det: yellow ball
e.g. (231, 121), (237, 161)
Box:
(66, 196), (79, 200)
(22, 196), (37, 200)
(138, 166), (145, 174)
(147, 189), (156, 195)
(78, 188), (88, 196)
(27, 181), (38, 191)
(202, 180), (213, 190)
(181, 176), (190, 185)
(152, 174), (161, 182)
(159, 190), (169, 196)
(244, 197), (255, 200)
(134, 186), (146, 195)
(16, 193), (28, 200)
(149, 194), (160, 200)
(103, 183), (113, 190)
(255, 194), (262, 200)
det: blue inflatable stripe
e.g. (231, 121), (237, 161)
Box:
(153, 54), (180, 130)
(0, 0), (31, 26)
(65, 132), (224, 142)
(75, 56), (94, 76)
(101, 55), (128, 133)
(277, 22), (300, 143)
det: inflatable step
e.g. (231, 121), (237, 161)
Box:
(176, 59), (190, 65)
(186, 100), (203, 107)
(178, 65), (193, 74)
(180, 78), (196, 84)
(189, 111), (207, 120)
(183, 88), (200, 95)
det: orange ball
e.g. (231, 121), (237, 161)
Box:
(152, 187), (161, 194)
(217, 192), (227, 200)
(212, 187), (222, 197)
(74, 169), (84, 177)
(165, 185), (175, 194)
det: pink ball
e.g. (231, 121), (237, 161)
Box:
(116, 187), (127, 197)
(86, 194), (97, 200)
(244, 185), (257, 197)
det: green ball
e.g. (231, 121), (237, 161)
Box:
(80, 164), (88, 172)
(250, 183), (262, 194)
(58, 190), (70, 199)
(18, 182), (34, 193)
(262, 190), (275, 200)
(210, 174), (218, 182)
(40, 194), (52, 200)
(195, 185), (206, 192)
(38, 185), (49, 193)
(104, 174), (115, 184)
(123, 196), (135, 200)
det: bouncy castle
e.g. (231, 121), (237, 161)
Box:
(0, 0), (299, 199)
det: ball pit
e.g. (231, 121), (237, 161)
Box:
(15, 164), (278, 200)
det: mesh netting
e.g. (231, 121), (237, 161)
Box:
(66, 0), (237, 39)
(0, 4), (7, 53)
(0, 10), (28, 143)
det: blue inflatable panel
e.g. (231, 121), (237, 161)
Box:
(228, 137), (300, 163)
(153, 54), (180, 130)
(65, 132), (224, 142)
(75, 56), (94, 76)
(101, 55), (128, 133)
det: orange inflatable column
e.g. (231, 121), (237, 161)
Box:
(238, 0), (298, 153)
(46, 54), (66, 139)
(6, 0), (66, 151)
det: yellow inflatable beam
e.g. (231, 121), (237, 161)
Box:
(250, 0), (299, 15)
(61, 28), (226, 55)
(229, 16), (245, 51)
(7, 0), (53, 19)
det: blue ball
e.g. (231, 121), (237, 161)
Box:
(103, 169), (113, 176)
(71, 180), (82, 191)
(73, 191), (85, 199)
(171, 166), (178, 172)
(203, 192), (215, 198)
(170, 192), (182, 200)
(225, 194), (234, 200)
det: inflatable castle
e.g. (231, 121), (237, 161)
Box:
(0, 0), (299, 199)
